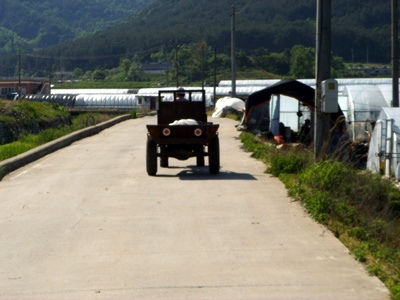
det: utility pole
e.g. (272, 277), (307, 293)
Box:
(175, 45), (179, 87)
(314, 0), (332, 159)
(49, 60), (53, 95)
(392, 0), (399, 107)
(231, 5), (236, 97)
(201, 43), (205, 89)
(214, 47), (217, 106)
(18, 48), (21, 95)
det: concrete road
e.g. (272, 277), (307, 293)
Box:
(0, 116), (390, 299)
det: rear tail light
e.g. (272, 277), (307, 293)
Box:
(194, 128), (202, 136)
(163, 128), (171, 136)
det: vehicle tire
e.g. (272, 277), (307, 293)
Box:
(208, 136), (220, 174)
(146, 137), (157, 176)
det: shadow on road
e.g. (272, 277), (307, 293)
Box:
(155, 165), (257, 180)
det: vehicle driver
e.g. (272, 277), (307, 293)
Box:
(176, 87), (188, 101)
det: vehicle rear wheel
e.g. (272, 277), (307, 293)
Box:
(146, 137), (157, 176)
(208, 136), (220, 174)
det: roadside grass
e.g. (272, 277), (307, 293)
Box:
(240, 131), (400, 300)
(0, 100), (70, 125)
(0, 113), (118, 161)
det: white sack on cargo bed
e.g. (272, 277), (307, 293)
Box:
(169, 119), (199, 125)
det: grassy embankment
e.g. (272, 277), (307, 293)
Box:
(239, 130), (400, 299)
(0, 100), (134, 162)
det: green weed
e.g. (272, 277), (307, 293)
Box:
(240, 131), (275, 164)
(130, 109), (137, 119)
(268, 148), (310, 176)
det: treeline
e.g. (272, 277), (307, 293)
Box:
(23, 43), (367, 87)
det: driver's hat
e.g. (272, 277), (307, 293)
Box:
(177, 86), (185, 96)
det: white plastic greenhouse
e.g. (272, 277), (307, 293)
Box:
(52, 89), (135, 95)
(74, 94), (146, 109)
(340, 84), (392, 142)
(367, 107), (400, 179)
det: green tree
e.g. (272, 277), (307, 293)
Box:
(83, 70), (92, 80)
(214, 53), (231, 71)
(92, 69), (106, 81)
(331, 55), (346, 77)
(236, 50), (253, 70)
(290, 45), (315, 78)
(189, 41), (211, 84)
(120, 58), (131, 80)
(128, 61), (143, 81)
(253, 48), (290, 75)
(125, 54), (144, 81)
(72, 68), (83, 79)
(150, 48), (167, 62)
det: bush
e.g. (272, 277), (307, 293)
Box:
(268, 147), (311, 176)
(298, 160), (351, 192)
(130, 109), (137, 119)
(240, 132), (275, 164)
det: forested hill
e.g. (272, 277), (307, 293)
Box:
(37, 0), (392, 70)
(0, 0), (156, 51)
(0, 0), (394, 77)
